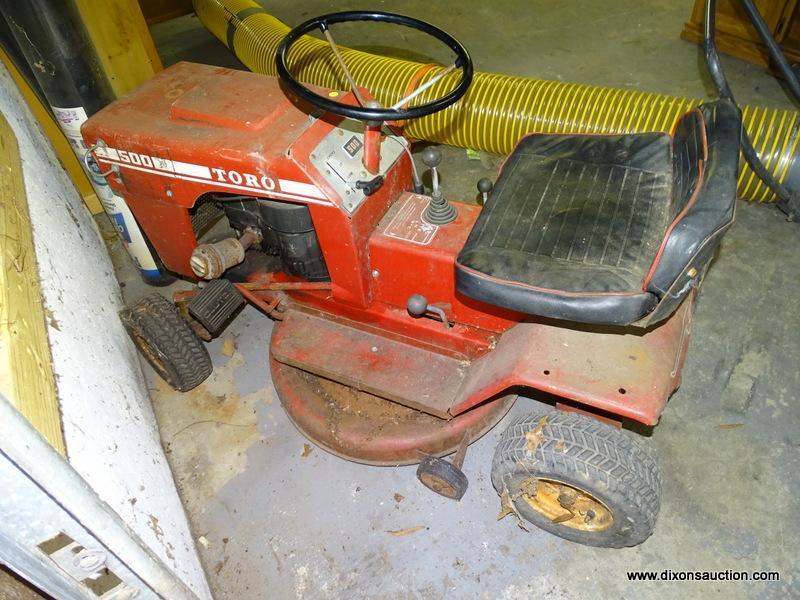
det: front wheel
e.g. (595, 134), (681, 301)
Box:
(491, 407), (661, 548)
(120, 293), (212, 392)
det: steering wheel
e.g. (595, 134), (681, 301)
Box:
(275, 11), (473, 122)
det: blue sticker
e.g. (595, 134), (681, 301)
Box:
(110, 212), (132, 243)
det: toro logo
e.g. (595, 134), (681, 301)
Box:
(210, 167), (276, 191)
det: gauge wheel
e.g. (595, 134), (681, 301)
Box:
(491, 407), (661, 548)
(416, 455), (469, 500)
(120, 293), (212, 392)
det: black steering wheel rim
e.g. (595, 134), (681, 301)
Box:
(275, 11), (473, 122)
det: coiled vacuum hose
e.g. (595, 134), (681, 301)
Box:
(194, 0), (800, 202)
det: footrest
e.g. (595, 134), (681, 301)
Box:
(270, 310), (467, 418)
(188, 279), (245, 335)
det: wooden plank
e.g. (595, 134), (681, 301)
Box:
(0, 48), (102, 215)
(774, 1), (800, 61)
(138, 0), (194, 25)
(680, 0), (800, 68)
(0, 114), (65, 455)
(681, 23), (770, 68)
(73, 0), (163, 98)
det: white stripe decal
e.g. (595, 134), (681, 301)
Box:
(278, 179), (327, 199)
(94, 146), (119, 160)
(173, 161), (211, 179)
(97, 158), (334, 206)
(95, 147), (331, 206)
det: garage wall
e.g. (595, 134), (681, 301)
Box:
(0, 63), (211, 599)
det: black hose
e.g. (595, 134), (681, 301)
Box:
(738, 0), (800, 102)
(703, 0), (799, 220)
(703, 1), (735, 101)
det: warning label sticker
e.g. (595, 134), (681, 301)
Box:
(382, 194), (439, 245)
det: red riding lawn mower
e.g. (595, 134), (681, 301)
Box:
(82, 11), (741, 548)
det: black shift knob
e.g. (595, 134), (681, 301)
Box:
(421, 146), (442, 168)
(477, 178), (493, 194)
(406, 294), (429, 316)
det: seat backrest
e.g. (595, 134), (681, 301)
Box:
(639, 99), (741, 324)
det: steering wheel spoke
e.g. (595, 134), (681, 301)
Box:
(390, 63), (457, 110)
(319, 22), (368, 107)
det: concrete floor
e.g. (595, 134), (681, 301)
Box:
(107, 1), (800, 597)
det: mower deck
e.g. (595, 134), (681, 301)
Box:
(270, 354), (516, 465)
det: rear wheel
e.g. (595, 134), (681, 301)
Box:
(491, 407), (661, 548)
(120, 293), (212, 391)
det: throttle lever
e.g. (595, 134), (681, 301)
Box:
(355, 175), (384, 196)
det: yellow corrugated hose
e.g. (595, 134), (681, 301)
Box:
(194, 0), (800, 202)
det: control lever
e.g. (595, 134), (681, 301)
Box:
(406, 293), (450, 328)
(422, 146), (442, 197)
(477, 178), (493, 205)
(421, 146), (457, 224)
(355, 175), (384, 196)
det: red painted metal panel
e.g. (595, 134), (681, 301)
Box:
(369, 192), (522, 334)
(271, 294), (693, 426)
(271, 309), (465, 418)
(271, 352), (516, 466)
(453, 295), (696, 425)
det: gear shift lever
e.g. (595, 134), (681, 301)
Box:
(422, 147), (442, 197)
(477, 178), (493, 205)
(421, 146), (457, 224)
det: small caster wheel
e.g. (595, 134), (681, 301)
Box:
(120, 293), (212, 392)
(416, 431), (470, 500)
(416, 456), (469, 500)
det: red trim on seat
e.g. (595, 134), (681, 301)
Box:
(642, 109), (709, 290)
(456, 264), (650, 297)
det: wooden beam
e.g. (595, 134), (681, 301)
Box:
(681, 0), (800, 69)
(139, 0), (194, 26)
(0, 114), (65, 455)
(0, 48), (102, 215)
(72, 0), (163, 98)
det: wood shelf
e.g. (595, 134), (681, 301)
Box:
(681, 0), (800, 69)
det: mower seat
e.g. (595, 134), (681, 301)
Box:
(455, 100), (741, 326)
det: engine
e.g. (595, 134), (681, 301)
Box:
(190, 195), (329, 282)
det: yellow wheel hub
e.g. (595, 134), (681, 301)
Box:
(520, 478), (613, 532)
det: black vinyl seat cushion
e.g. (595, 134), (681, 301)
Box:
(456, 100), (740, 326)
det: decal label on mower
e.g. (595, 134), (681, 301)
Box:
(93, 147), (332, 206)
(209, 167), (276, 190)
(383, 193), (439, 245)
